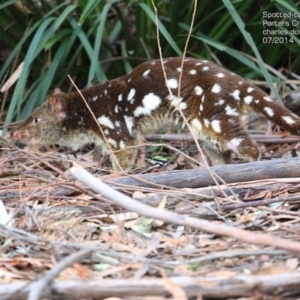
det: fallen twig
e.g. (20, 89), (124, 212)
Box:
(109, 157), (300, 189)
(70, 163), (300, 253)
(2, 273), (300, 299)
(27, 249), (91, 300)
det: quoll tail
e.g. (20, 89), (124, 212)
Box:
(246, 88), (300, 135)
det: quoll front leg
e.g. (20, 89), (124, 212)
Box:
(204, 133), (259, 165)
(225, 133), (260, 162)
(202, 142), (231, 165)
(108, 136), (142, 171)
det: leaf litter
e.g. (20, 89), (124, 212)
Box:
(1, 134), (300, 299)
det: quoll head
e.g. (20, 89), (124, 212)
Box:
(13, 89), (66, 146)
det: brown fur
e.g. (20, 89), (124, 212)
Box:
(13, 57), (300, 170)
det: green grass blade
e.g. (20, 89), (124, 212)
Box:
(192, 33), (261, 73)
(5, 17), (55, 126)
(19, 79), (43, 120)
(44, 29), (72, 50)
(274, 0), (299, 12)
(0, 0), (18, 10)
(223, 0), (282, 103)
(69, 18), (107, 83)
(35, 5), (77, 55)
(79, 0), (102, 24)
(88, 1), (115, 86)
(139, 2), (182, 56)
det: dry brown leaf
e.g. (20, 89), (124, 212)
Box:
(73, 263), (92, 279)
(254, 264), (297, 275)
(285, 258), (299, 270)
(176, 153), (186, 166)
(132, 191), (146, 199)
(153, 195), (167, 227)
(162, 272), (187, 300)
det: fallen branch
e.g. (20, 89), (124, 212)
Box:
(70, 163), (300, 253)
(109, 157), (300, 189)
(27, 249), (92, 300)
(2, 273), (300, 299)
(145, 133), (300, 143)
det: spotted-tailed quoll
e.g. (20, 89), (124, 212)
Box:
(13, 57), (300, 170)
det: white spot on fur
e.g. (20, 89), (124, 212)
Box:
(92, 95), (98, 101)
(238, 81), (243, 85)
(115, 121), (120, 127)
(189, 69), (197, 75)
(204, 118), (210, 127)
(201, 95), (205, 102)
(143, 69), (151, 76)
(179, 102), (187, 110)
(211, 120), (221, 133)
(195, 86), (203, 95)
(215, 99), (225, 106)
(167, 95), (185, 110)
(227, 137), (244, 154)
(216, 73), (225, 78)
(134, 93), (161, 117)
(104, 129), (109, 135)
(118, 94), (123, 101)
(231, 90), (240, 100)
(203, 66), (209, 71)
(196, 62), (202, 66)
(119, 140), (126, 149)
(124, 115), (134, 135)
(212, 84), (221, 93)
(191, 119), (202, 132)
(225, 105), (239, 116)
(167, 78), (178, 89)
(282, 116), (296, 125)
(127, 78), (131, 83)
(264, 107), (274, 117)
(199, 104), (203, 111)
(247, 87), (254, 93)
(107, 138), (117, 148)
(104, 89), (108, 95)
(255, 99), (260, 103)
(244, 96), (253, 104)
(114, 105), (119, 113)
(98, 115), (115, 129)
(176, 67), (182, 72)
(230, 137), (244, 147)
(264, 96), (272, 102)
(127, 88), (136, 101)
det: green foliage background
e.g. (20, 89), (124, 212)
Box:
(0, 0), (299, 126)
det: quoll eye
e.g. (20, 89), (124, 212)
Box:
(33, 117), (40, 125)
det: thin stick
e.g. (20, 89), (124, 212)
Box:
(150, 0), (172, 96)
(68, 75), (124, 173)
(178, 0), (198, 97)
(27, 249), (91, 300)
(71, 164), (300, 253)
(150, 1), (235, 200)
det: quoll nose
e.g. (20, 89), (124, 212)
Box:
(12, 131), (20, 140)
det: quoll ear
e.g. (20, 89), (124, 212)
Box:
(52, 87), (63, 95)
(48, 96), (66, 120)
